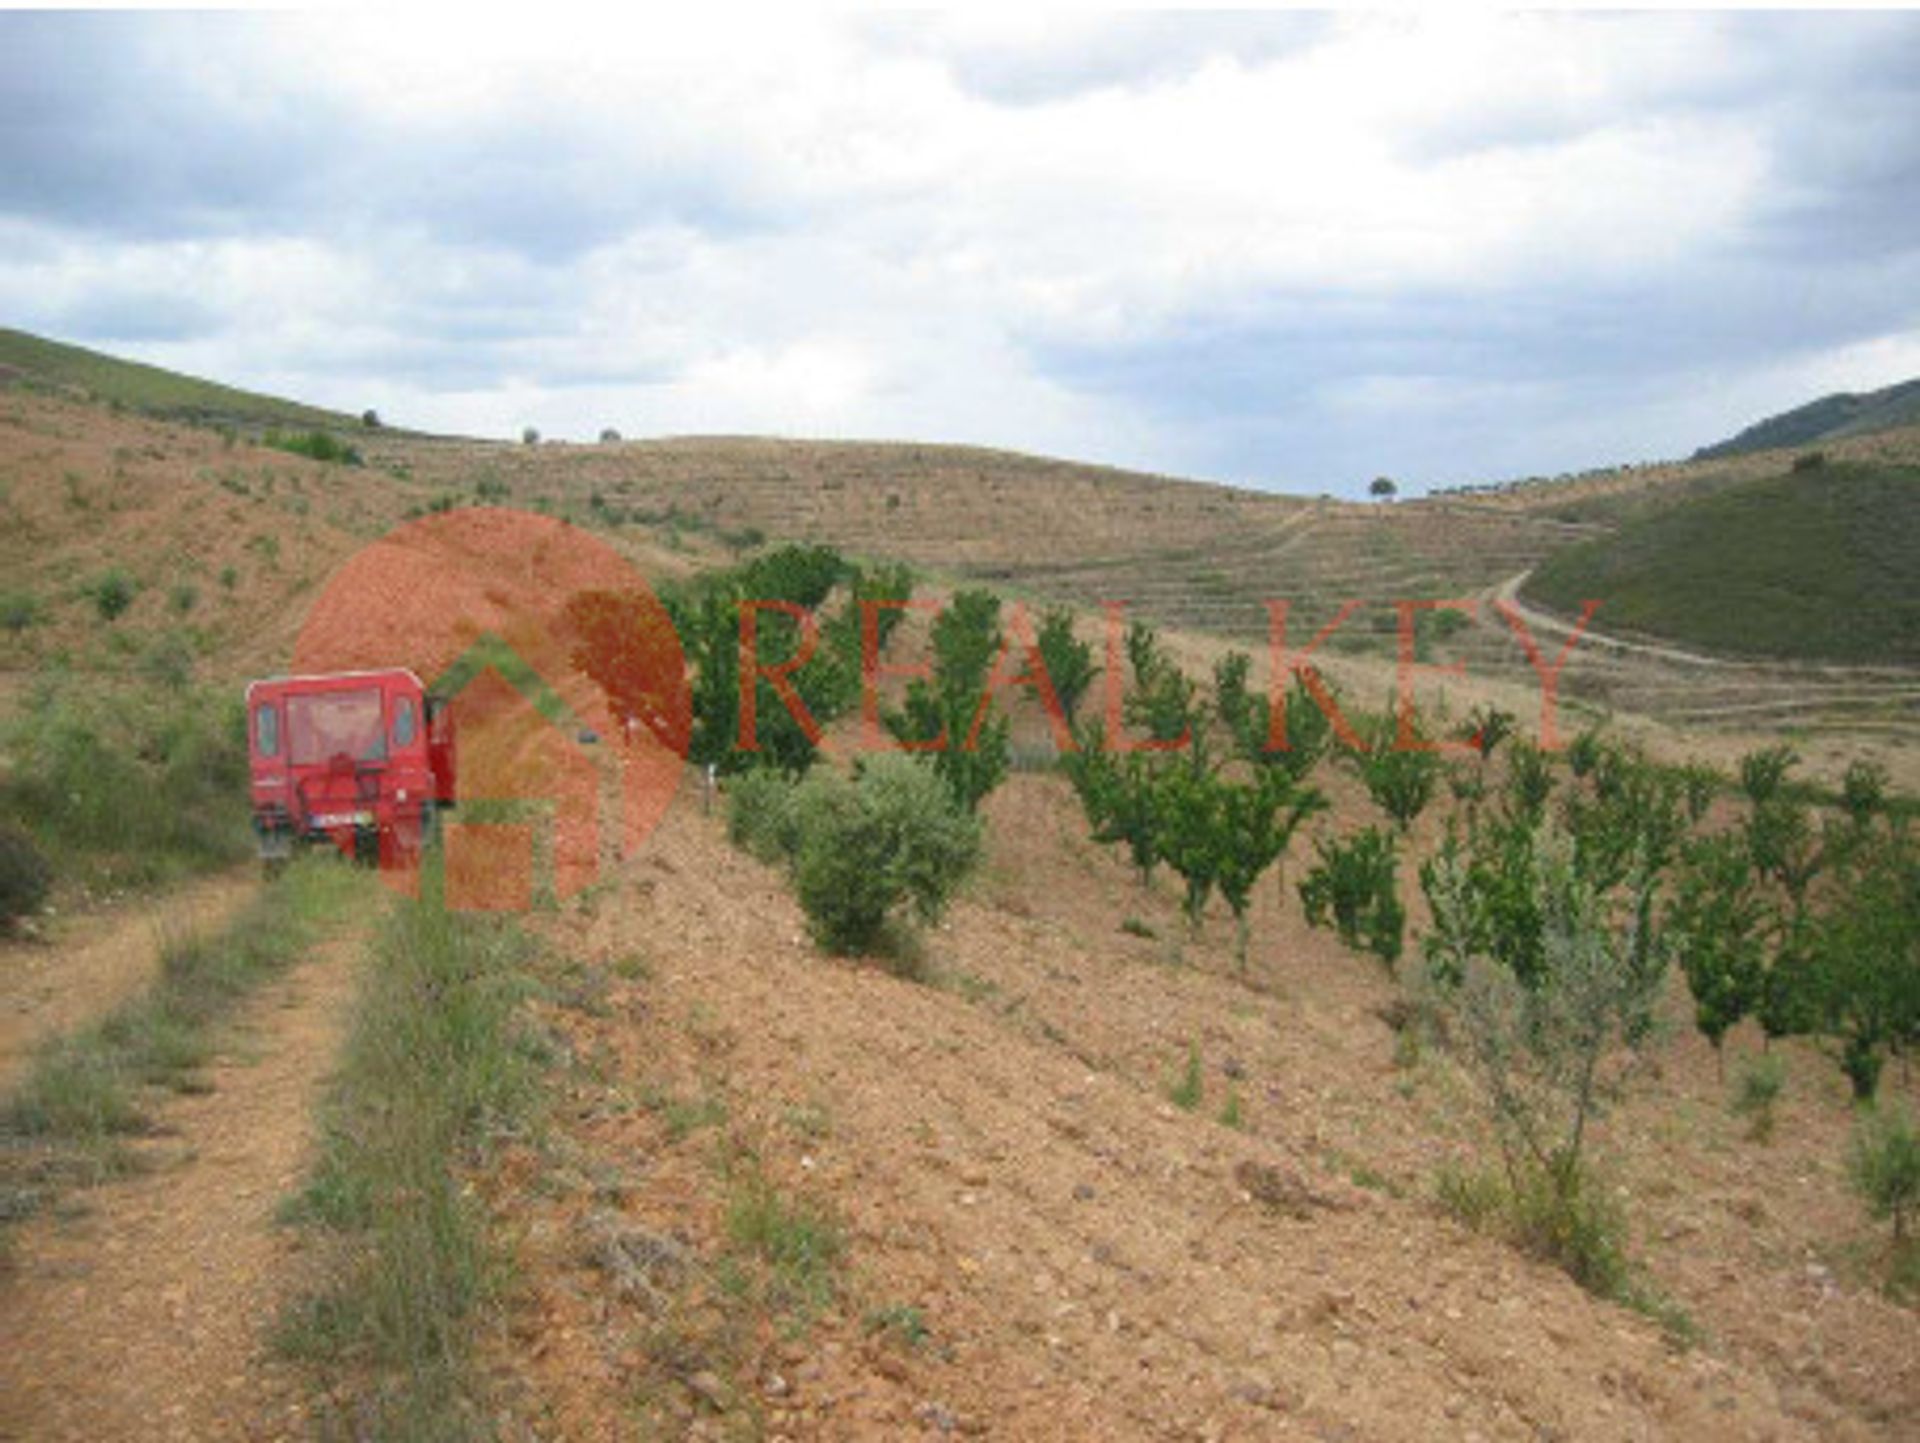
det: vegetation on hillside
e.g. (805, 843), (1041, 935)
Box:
(0, 326), (358, 432)
(1523, 462), (1920, 662)
(0, 671), (253, 895)
(1695, 376), (1920, 459)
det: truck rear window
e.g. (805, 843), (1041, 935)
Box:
(286, 689), (386, 766)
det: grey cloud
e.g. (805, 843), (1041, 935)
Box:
(863, 13), (1331, 106)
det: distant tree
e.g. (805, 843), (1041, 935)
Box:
(521, 426), (540, 446)
(599, 427), (623, 444)
(1370, 476), (1398, 502)
(361, 408), (381, 429)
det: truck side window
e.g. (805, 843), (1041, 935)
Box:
(256, 703), (280, 757)
(393, 696), (418, 747)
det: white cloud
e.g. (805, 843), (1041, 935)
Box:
(0, 10), (1914, 491)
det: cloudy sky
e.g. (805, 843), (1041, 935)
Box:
(3, 10), (1917, 495)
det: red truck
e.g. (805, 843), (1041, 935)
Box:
(245, 668), (456, 872)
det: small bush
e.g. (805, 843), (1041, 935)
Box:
(168, 581), (199, 615)
(1738, 744), (1798, 805)
(0, 823), (52, 929)
(1565, 728), (1605, 780)
(789, 757), (982, 955)
(1849, 1104), (1920, 1243)
(725, 1170), (844, 1318)
(725, 767), (802, 863)
(1353, 741), (1440, 832)
(1436, 1158), (1690, 1337)
(1792, 450), (1827, 472)
(1, 591), (41, 634)
(598, 427), (622, 444)
(1841, 759), (1889, 827)
(88, 569), (136, 622)
(1730, 1053), (1787, 1142)
(1298, 827), (1404, 966)
(264, 429), (362, 466)
(521, 426), (540, 446)
(1168, 1044), (1203, 1111)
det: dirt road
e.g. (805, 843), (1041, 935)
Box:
(0, 925), (360, 1441)
(0, 869), (258, 1092)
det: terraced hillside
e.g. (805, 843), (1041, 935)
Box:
(5, 329), (1917, 763)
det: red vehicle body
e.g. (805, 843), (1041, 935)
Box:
(245, 668), (456, 867)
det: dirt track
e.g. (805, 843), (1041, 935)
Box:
(0, 924), (359, 1441)
(0, 869), (258, 1093)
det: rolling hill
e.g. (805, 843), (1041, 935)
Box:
(0, 327), (362, 433)
(3, 326), (1918, 758)
(1522, 460), (1920, 663)
(1694, 376), (1920, 460)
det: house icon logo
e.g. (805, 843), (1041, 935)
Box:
(290, 508), (689, 910)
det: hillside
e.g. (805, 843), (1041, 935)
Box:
(3, 338), (1920, 1442)
(2, 329), (1918, 763)
(0, 327), (362, 433)
(1695, 376), (1920, 460)
(1521, 461), (1920, 664)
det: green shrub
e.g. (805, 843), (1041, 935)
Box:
(789, 757), (982, 955)
(1463, 705), (1517, 760)
(1504, 741), (1555, 821)
(263, 429), (362, 466)
(0, 678), (249, 885)
(1353, 739), (1441, 832)
(141, 632), (196, 690)
(1730, 1053), (1787, 1142)
(1, 591), (41, 634)
(1849, 1104), (1920, 1243)
(88, 568), (137, 622)
(1674, 762), (1720, 824)
(1738, 744), (1799, 805)
(1299, 826), (1404, 966)
(1841, 759), (1890, 828)
(1670, 833), (1770, 1062)
(1565, 727), (1605, 779)
(725, 767), (802, 863)
(1167, 1043), (1203, 1111)
(885, 589), (1011, 813)
(1426, 823), (1667, 1234)
(168, 582), (199, 616)
(0, 823), (52, 929)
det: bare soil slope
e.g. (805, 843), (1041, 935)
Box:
(483, 773), (1918, 1440)
(0, 923), (363, 1442)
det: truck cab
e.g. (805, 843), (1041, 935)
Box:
(245, 668), (455, 869)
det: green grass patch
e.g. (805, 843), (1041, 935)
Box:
(0, 672), (254, 893)
(0, 326), (358, 431)
(275, 883), (544, 1441)
(1524, 462), (1920, 663)
(722, 1162), (845, 1323)
(0, 857), (358, 1220)
(1436, 1160), (1699, 1346)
